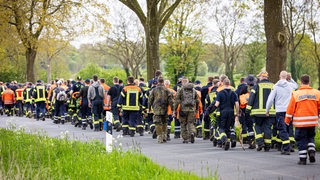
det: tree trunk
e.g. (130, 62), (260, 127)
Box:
(290, 48), (297, 81)
(264, 0), (287, 83)
(26, 48), (37, 83)
(124, 67), (130, 77)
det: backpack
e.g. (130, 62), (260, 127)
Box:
(181, 88), (196, 108)
(57, 88), (67, 101)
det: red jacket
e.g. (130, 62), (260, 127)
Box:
(285, 85), (320, 127)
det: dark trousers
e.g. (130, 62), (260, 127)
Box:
(295, 127), (316, 159)
(111, 102), (120, 125)
(54, 100), (66, 119)
(35, 101), (46, 119)
(275, 112), (290, 151)
(239, 109), (254, 139)
(15, 100), (23, 115)
(254, 116), (274, 147)
(123, 110), (139, 132)
(80, 99), (91, 119)
(4, 104), (14, 115)
(92, 100), (103, 126)
(219, 110), (235, 143)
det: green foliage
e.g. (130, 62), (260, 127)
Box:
(197, 61), (208, 76)
(77, 63), (127, 85)
(0, 129), (213, 179)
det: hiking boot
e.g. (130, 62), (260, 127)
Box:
(183, 140), (189, 144)
(213, 139), (217, 147)
(157, 135), (163, 143)
(196, 128), (202, 138)
(174, 132), (181, 139)
(61, 120), (65, 124)
(203, 132), (210, 140)
(257, 144), (264, 151)
(224, 141), (230, 151)
(297, 158), (307, 165)
(281, 150), (290, 155)
(190, 133), (195, 144)
(248, 144), (256, 149)
(309, 151), (316, 163)
(152, 130), (157, 139)
(264, 146), (270, 152)
(42, 117), (45, 121)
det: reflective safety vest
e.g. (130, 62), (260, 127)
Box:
(24, 87), (32, 103)
(33, 85), (46, 102)
(246, 81), (276, 117)
(102, 83), (111, 111)
(15, 88), (24, 101)
(118, 85), (142, 111)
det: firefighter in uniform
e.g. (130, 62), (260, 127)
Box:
(77, 78), (93, 130)
(69, 76), (84, 125)
(88, 75), (105, 131)
(246, 71), (275, 151)
(15, 84), (24, 116)
(164, 80), (176, 141)
(2, 83), (15, 116)
(118, 76), (143, 137)
(107, 77), (123, 132)
(33, 80), (47, 121)
(23, 82), (34, 118)
(285, 74), (320, 165)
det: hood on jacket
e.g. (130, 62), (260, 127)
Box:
(92, 81), (100, 88)
(275, 79), (290, 88)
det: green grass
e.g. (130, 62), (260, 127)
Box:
(315, 127), (320, 151)
(0, 129), (215, 180)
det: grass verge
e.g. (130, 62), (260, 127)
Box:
(0, 129), (215, 180)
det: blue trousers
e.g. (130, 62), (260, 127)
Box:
(276, 112), (290, 151)
(35, 101), (46, 119)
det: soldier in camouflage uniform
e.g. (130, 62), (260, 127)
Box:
(148, 77), (174, 143)
(174, 78), (199, 144)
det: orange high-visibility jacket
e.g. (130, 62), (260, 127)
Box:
(102, 83), (111, 110)
(285, 85), (320, 128)
(195, 90), (202, 119)
(2, 89), (15, 104)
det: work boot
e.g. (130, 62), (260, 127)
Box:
(174, 132), (181, 139)
(155, 125), (162, 139)
(308, 150), (316, 163)
(213, 138), (217, 147)
(183, 139), (189, 144)
(157, 135), (163, 143)
(129, 130), (135, 137)
(281, 150), (290, 155)
(99, 122), (103, 131)
(122, 128), (128, 136)
(264, 146), (270, 152)
(203, 131), (210, 140)
(297, 158), (307, 165)
(257, 144), (264, 151)
(190, 133), (195, 144)
(167, 130), (171, 141)
(152, 130), (157, 139)
(162, 132), (167, 143)
(223, 141), (230, 151)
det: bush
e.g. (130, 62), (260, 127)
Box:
(197, 61), (208, 76)
(77, 63), (127, 86)
(0, 129), (213, 179)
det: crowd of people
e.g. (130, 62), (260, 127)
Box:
(0, 70), (319, 165)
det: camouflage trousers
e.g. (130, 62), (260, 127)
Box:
(179, 111), (196, 140)
(154, 114), (168, 143)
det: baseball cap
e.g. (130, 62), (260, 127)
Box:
(246, 75), (256, 86)
(37, 80), (42, 83)
(195, 80), (201, 85)
(85, 78), (90, 83)
(257, 71), (268, 78)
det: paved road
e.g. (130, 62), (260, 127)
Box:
(1, 116), (320, 180)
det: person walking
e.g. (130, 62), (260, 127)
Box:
(148, 77), (174, 143)
(88, 75), (104, 131)
(285, 74), (320, 165)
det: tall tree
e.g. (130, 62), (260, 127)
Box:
(161, 1), (204, 83)
(209, 1), (249, 86)
(308, 0), (320, 87)
(283, 0), (309, 81)
(264, 0), (287, 83)
(119, 0), (182, 80)
(0, 0), (109, 82)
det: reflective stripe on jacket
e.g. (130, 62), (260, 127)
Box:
(285, 85), (320, 127)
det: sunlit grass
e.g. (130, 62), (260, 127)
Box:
(0, 129), (215, 180)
